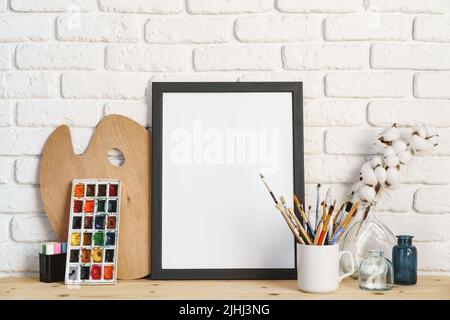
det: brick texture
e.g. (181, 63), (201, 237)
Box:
(194, 46), (281, 71)
(11, 0), (96, 12)
(235, 16), (321, 42)
(414, 72), (450, 99)
(283, 44), (368, 70)
(326, 72), (411, 98)
(371, 44), (450, 70)
(325, 15), (411, 41)
(16, 44), (103, 70)
(146, 17), (230, 44)
(187, 0), (272, 14)
(0, 15), (53, 42)
(0, 1), (449, 274)
(277, 0), (362, 13)
(62, 73), (149, 99)
(99, 0), (182, 13)
(365, 0), (449, 14)
(106, 45), (191, 71)
(0, 46), (11, 70)
(368, 101), (450, 127)
(56, 14), (141, 42)
(414, 16), (450, 42)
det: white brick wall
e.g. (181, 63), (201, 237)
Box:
(235, 16), (321, 42)
(16, 44), (103, 70)
(414, 16), (450, 42)
(0, 0), (449, 276)
(10, 0), (96, 12)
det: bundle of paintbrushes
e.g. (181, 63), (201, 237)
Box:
(259, 174), (360, 246)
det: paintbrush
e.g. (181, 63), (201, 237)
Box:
(287, 207), (313, 245)
(294, 195), (315, 238)
(332, 201), (353, 237)
(280, 196), (312, 245)
(332, 203), (346, 227)
(292, 194), (305, 226)
(307, 205), (313, 238)
(326, 200), (337, 244)
(313, 221), (323, 245)
(317, 200), (336, 245)
(275, 201), (305, 244)
(259, 173), (278, 204)
(313, 201), (326, 245)
(331, 202), (360, 244)
(322, 201), (328, 223)
(315, 184), (321, 229)
(259, 174), (305, 243)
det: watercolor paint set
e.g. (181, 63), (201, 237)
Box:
(65, 179), (121, 285)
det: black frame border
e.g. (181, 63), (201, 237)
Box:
(151, 82), (304, 280)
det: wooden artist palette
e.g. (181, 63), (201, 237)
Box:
(40, 115), (151, 280)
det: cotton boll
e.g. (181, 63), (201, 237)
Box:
(374, 166), (387, 185)
(410, 135), (435, 155)
(380, 127), (400, 142)
(428, 135), (439, 146)
(384, 155), (400, 168)
(361, 166), (378, 186)
(386, 167), (401, 187)
(409, 134), (429, 154)
(384, 147), (396, 158)
(359, 185), (376, 203)
(413, 124), (427, 138)
(424, 124), (437, 137)
(392, 140), (407, 154)
(398, 151), (411, 165)
(360, 161), (372, 175)
(370, 156), (383, 168)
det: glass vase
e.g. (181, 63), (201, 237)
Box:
(339, 210), (396, 279)
(393, 235), (417, 285)
(358, 250), (394, 291)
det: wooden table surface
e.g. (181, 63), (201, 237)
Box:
(0, 276), (448, 300)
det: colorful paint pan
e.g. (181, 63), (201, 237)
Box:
(93, 248), (103, 263)
(73, 200), (83, 213)
(83, 233), (92, 246)
(65, 179), (121, 285)
(71, 233), (81, 246)
(81, 248), (91, 263)
(109, 184), (118, 197)
(91, 265), (102, 280)
(97, 184), (107, 197)
(93, 231), (104, 245)
(95, 215), (106, 229)
(84, 200), (95, 213)
(74, 184), (84, 197)
(107, 216), (116, 229)
(105, 249), (114, 263)
(80, 266), (90, 280)
(84, 216), (93, 229)
(72, 216), (82, 229)
(86, 184), (96, 197)
(96, 199), (106, 212)
(104, 265), (114, 280)
(108, 200), (117, 213)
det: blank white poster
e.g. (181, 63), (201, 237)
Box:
(161, 92), (295, 269)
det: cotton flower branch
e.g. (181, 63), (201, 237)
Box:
(354, 123), (439, 222)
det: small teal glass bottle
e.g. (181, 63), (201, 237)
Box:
(392, 235), (417, 285)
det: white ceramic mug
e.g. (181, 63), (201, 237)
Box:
(297, 243), (355, 293)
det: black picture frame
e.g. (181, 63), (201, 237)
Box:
(151, 82), (304, 280)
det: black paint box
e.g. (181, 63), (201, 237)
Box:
(39, 253), (67, 283)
